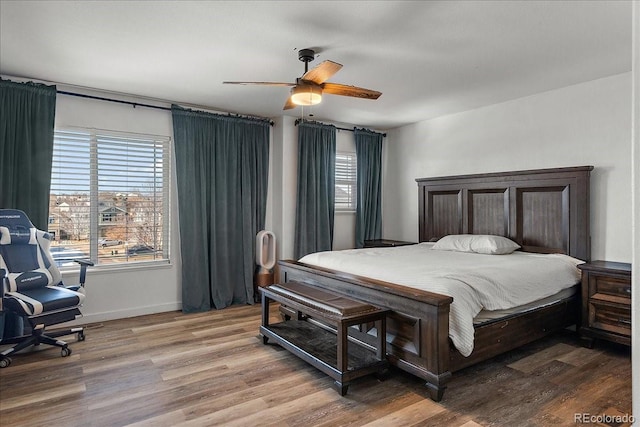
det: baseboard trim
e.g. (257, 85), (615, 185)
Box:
(57, 302), (183, 327)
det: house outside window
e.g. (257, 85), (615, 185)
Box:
(49, 128), (170, 268)
(335, 151), (357, 211)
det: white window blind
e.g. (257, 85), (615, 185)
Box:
(49, 128), (170, 268)
(335, 152), (357, 211)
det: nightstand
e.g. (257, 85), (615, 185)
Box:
(578, 261), (632, 347)
(363, 239), (416, 248)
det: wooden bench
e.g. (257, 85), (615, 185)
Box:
(260, 281), (388, 395)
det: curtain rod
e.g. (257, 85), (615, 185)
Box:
(294, 118), (386, 137)
(57, 90), (275, 126)
(58, 90), (171, 111)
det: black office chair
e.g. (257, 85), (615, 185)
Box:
(0, 209), (92, 367)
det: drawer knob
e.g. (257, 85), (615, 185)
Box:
(624, 287), (631, 294)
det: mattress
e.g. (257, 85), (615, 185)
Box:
(299, 243), (583, 356)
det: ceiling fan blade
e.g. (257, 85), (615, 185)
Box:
(322, 82), (382, 100)
(301, 60), (343, 84)
(223, 81), (295, 86)
(283, 97), (297, 110)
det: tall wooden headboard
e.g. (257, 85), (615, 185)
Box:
(416, 166), (593, 261)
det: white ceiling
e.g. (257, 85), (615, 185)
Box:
(0, 1), (632, 130)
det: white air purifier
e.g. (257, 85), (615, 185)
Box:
(255, 230), (276, 293)
(256, 230), (276, 272)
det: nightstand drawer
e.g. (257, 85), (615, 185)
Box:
(589, 300), (631, 337)
(590, 274), (632, 302)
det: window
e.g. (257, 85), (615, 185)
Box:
(49, 128), (170, 268)
(335, 152), (357, 211)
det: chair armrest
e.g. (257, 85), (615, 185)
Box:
(73, 259), (94, 286)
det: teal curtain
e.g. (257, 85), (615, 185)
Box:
(294, 122), (336, 259)
(172, 105), (270, 312)
(355, 128), (383, 248)
(0, 79), (57, 230)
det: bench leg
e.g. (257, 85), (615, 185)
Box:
(337, 323), (348, 373)
(261, 291), (270, 344)
(375, 317), (386, 360)
(334, 381), (349, 396)
(374, 367), (390, 381)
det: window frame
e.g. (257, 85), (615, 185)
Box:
(335, 151), (357, 212)
(50, 127), (171, 269)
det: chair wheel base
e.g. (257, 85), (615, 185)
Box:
(61, 346), (72, 357)
(0, 357), (12, 368)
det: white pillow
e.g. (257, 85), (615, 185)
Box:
(432, 234), (521, 255)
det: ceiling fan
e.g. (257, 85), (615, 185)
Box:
(223, 49), (382, 110)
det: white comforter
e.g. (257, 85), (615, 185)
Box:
(299, 243), (582, 357)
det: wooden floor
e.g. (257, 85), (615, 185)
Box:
(0, 304), (632, 427)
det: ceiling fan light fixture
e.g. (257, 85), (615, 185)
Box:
(291, 84), (322, 106)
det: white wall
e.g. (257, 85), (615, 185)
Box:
(268, 116), (297, 261)
(384, 72), (633, 263)
(54, 89), (182, 323)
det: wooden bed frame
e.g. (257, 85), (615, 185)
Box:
(278, 166), (593, 401)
